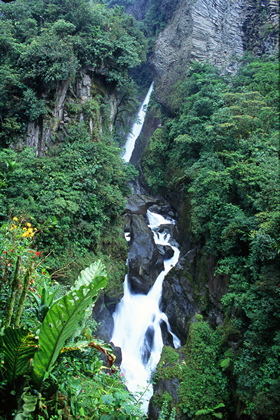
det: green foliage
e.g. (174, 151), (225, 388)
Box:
(158, 393), (177, 420)
(153, 320), (229, 420)
(0, 249), (143, 419)
(55, 354), (145, 419)
(141, 56), (280, 418)
(0, 0), (147, 141)
(30, 284), (58, 322)
(104, 0), (175, 39)
(178, 320), (229, 418)
(0, 328), (37, 383)
(0, 0), (144, 297)
(0, 133), (130, 289)
(0, 217), (52, 330)
(140, 127), (170, 194)
(32, 262), (107, 387)
(195, 403), (225, 419)
(14, 386), (39, 420)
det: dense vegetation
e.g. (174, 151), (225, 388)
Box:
(0, 0), (147, 418)
(0, 223), (145, 418)
(0, 0), (147, 288)
(0, 0), (279, 419)
(141, 56), (280, 419)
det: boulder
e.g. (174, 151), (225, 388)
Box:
(157, 244), (174, 260)
(128, 214), (164, 294)
(124, 194), (156, 215)
(92, 293), (120, 343)
(161, 249), (199, 343)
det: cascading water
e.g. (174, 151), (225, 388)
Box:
(111, 83), (181, 411)
(122, 82), (154, 163)
(111, 211), (180, 410)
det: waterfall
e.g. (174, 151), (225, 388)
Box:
(111, 212), (180, 411)
(122, 82), (154, 163)
(111, 83), (180, 412)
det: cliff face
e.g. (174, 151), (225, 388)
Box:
(21, 74), (117, 156)
(242, 0), (279, 55)
(150, 0), (244, 107)
(149, 0), (279, 109)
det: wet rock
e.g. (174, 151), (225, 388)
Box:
(148, 204), (162, 214)
(92, 293), (120, 343)
(161, 249), (199, 343)
(148, 203), (176, 219)
(128, 214), (164, 294)
(161, 245), (229, 342)
(149, 377), (181, 420)
(160, 320), (175, 347)
(148, 346), (183, 420)
(157, 244), (174, 260)
(124, 194), (156, 215)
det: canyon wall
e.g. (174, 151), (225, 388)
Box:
(149, 0), (279, 109)
(150, 0), (244, 107)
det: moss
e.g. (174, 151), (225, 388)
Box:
(178, 195), (193, 243)
(178, 321), (229, 418)
(140, 128), (170, 194)
(154, 346), (183, 382)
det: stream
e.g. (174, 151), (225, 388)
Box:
(110, 85), (180, 411)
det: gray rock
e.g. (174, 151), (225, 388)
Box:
(150, 0), (245, 108)
(124, 194), (155, 215)
(157, 244), (175, 260)
(128, 214), (164, 294)
(161, 249), (199, 342)
(92, 293), (120, 343)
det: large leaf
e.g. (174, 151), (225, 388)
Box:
(0, 328), (38, 383)
(72, 260), (107, 290)
(32, 270), (106, 386)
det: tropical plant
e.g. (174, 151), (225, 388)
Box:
(0, 260), (107, 418)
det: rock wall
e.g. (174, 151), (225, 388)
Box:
(242, 0), (279, 55)
(150, 0), (245, 107)
(21, 73), (117, 156)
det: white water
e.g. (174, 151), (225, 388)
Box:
(122, 82), (154, 162)
(111, 83), (180, 411)
(111, 212), (180, 411)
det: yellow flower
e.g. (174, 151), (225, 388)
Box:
(12, 217), (18, 222)
(27, 228), (33, 233)
(10, 224), (17, 230)
(26, 223), (32, 228)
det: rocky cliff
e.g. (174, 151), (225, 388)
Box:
(149, 0), (279, 109)
(150, 0), (244, 107)
(21, 74), (117, 156)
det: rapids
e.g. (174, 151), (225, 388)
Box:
(111, 212), (180, 410)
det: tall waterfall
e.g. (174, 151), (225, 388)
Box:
(111, 84), (180, 411)
(122, 82), (154, 162)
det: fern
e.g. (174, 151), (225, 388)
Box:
(0, 328), (37, 383)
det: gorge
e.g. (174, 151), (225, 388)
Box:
(0, 0), (279, 419)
